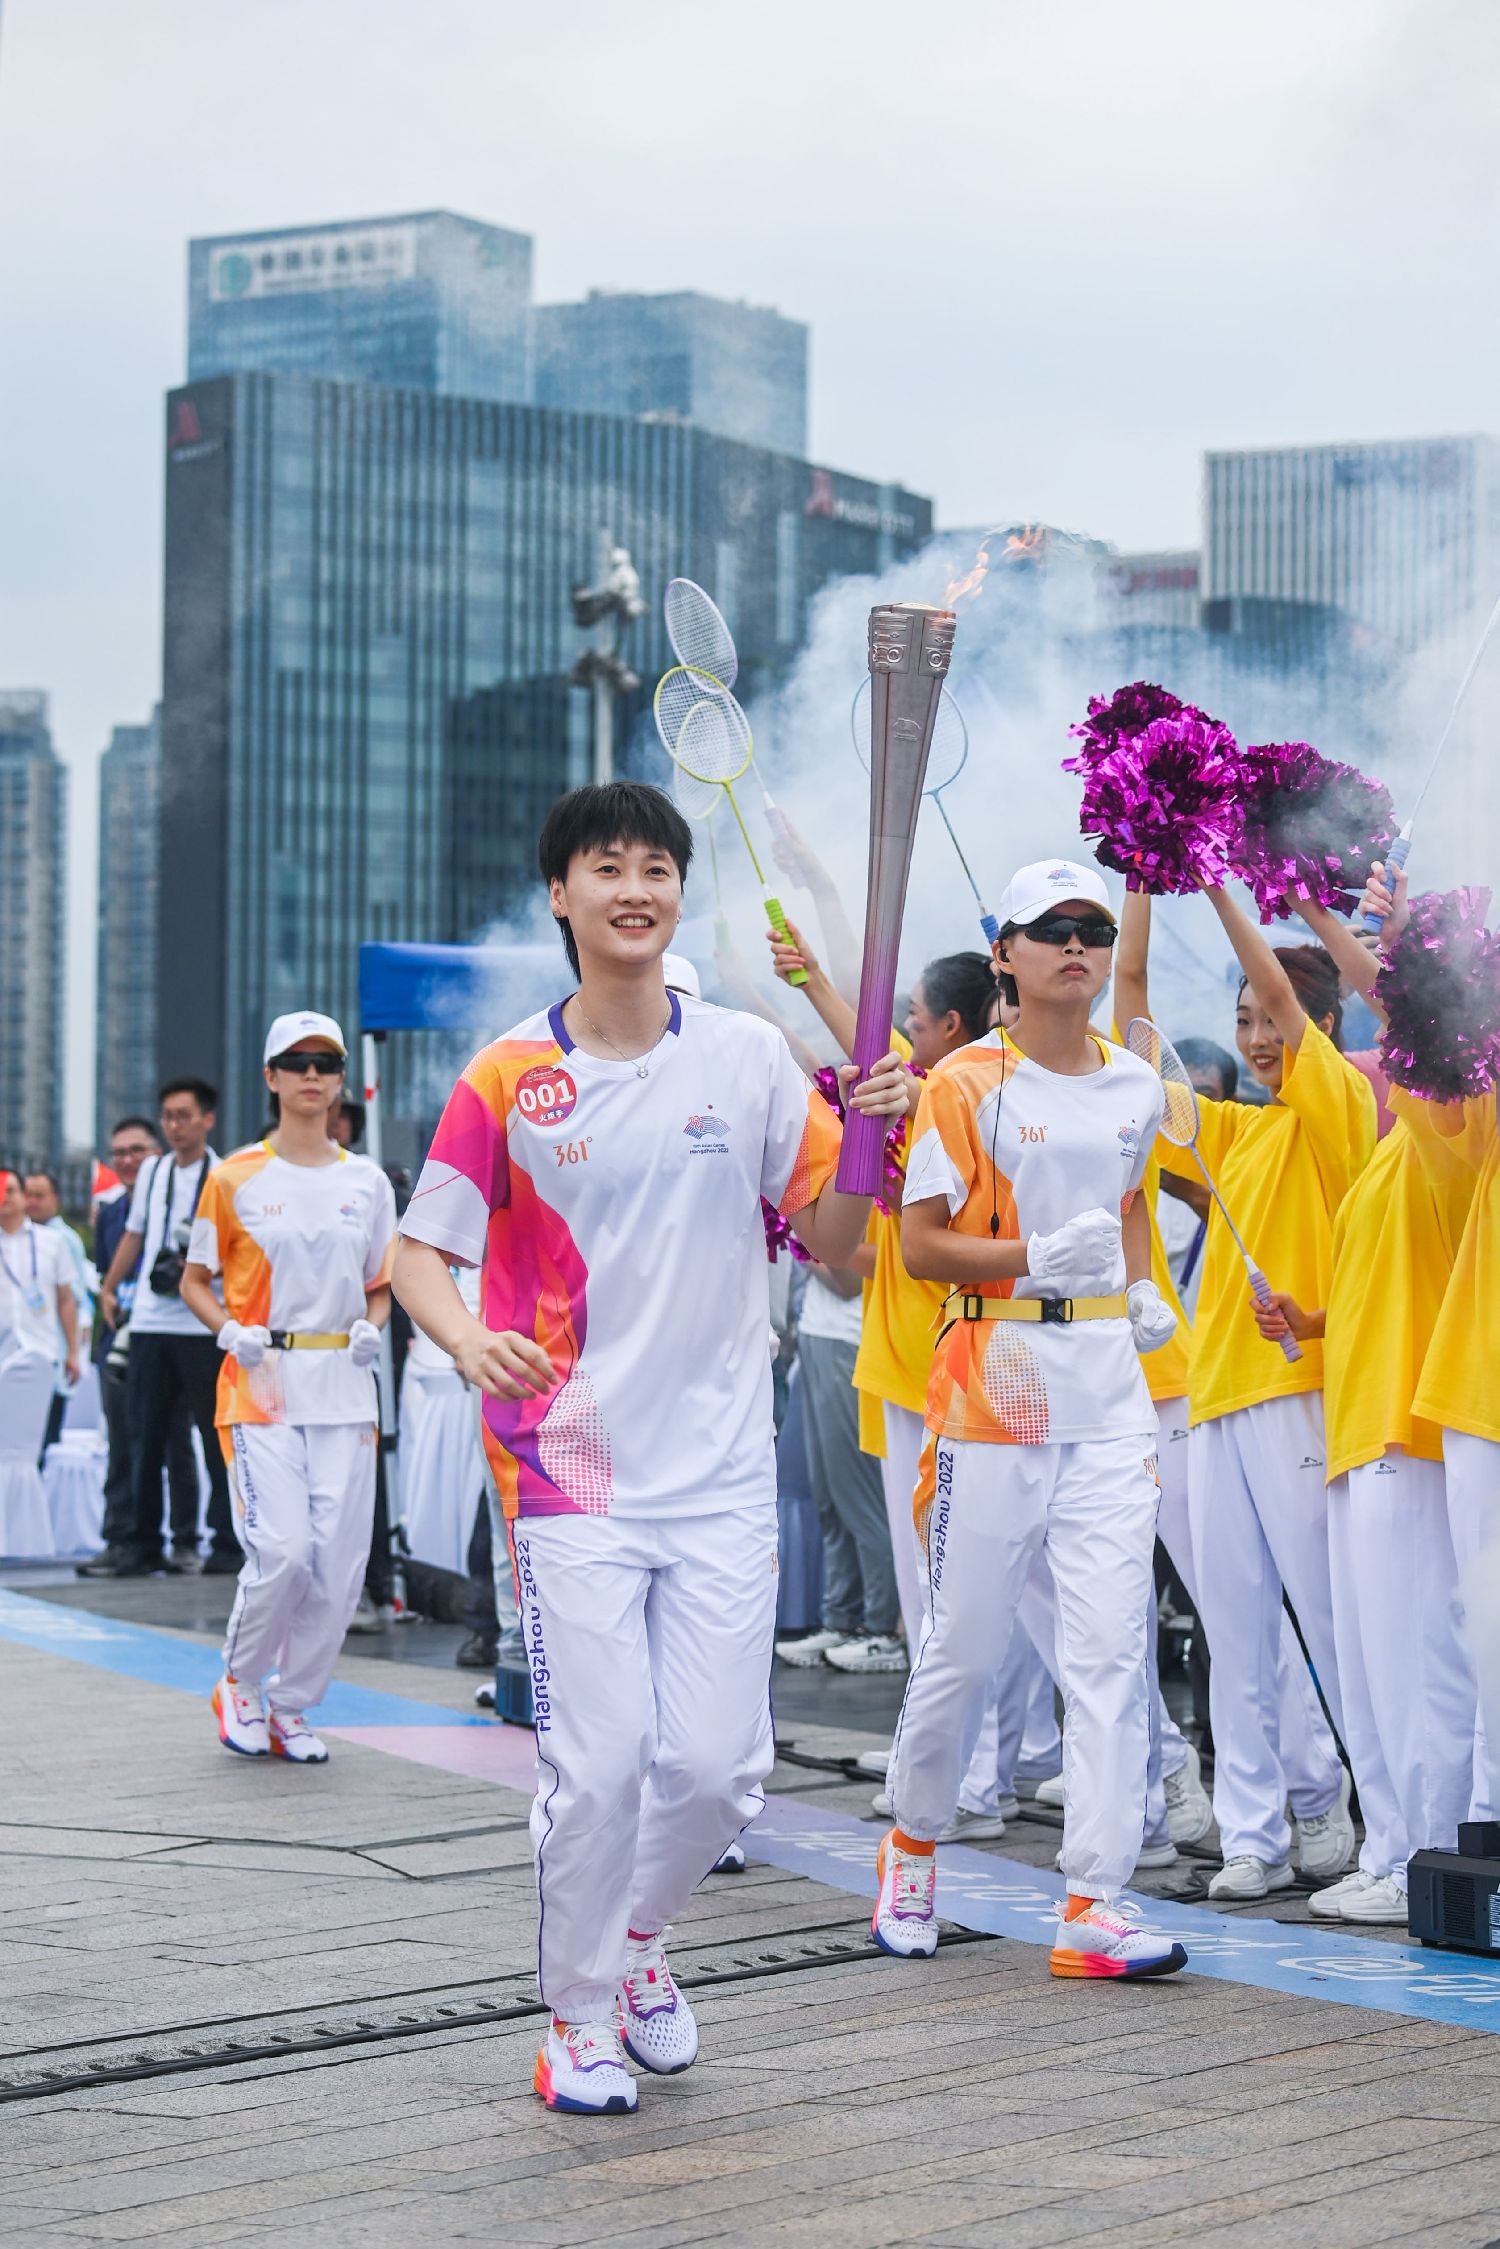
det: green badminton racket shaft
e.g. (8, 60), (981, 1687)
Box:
(721, 784), (805, 986)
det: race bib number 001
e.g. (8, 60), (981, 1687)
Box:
(515, 1064), (578, 1127)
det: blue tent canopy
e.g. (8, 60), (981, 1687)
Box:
(358, 941), (560, 1034)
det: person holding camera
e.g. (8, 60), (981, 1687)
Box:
(98, 1077), (237, 1576)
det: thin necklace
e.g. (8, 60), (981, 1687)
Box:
(573, 996), (673, 1079)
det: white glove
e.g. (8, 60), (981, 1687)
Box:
(1026, 1207), (1123, 1296)
(1126, 1279), (1178, 1355)
(348, 1318), (383, 1369)
(217, 1320), (271, 1369)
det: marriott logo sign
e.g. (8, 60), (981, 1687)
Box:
(804, 469), (915, 538)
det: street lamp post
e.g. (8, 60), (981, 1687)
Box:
(570, 528), (647, 785)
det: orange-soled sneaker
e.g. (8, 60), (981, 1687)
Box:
(211, 1675), (268, 1757)
(533, 2019), (638, 2114)
(1049, 1897), (1188, 1980)
(267, 1711), (329, 1764)
(872, 1829), (938, 1958)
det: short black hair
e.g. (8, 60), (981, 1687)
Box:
(1175, 1037), (1238, 1100)
(538, 782), (693, 977)
(110, 1115), (158, 1142)
(23, 1167), (60, 1194)
(336, 1099), (366, 1141)
(918, 952), (996, 1043)
(158, 1076), (218, 1113)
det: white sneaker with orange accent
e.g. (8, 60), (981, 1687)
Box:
(534, 2019), (638, 2114)
(268, 1711), (329, 1764)
(1049, 1898), (1188, 1980)
(872, 1831), (938, 1958)
(618, 1929), (699, 2073)
(212, 1676), (268, 1757)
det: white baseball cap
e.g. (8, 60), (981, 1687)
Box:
(264, 1011), (347, 1065)
(995, 858), (1113, 929)
(662, 952), (701, 1000)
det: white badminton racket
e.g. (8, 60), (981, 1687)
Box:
(654, 665), (806, 985)
(850, 678), (999, 946)
(1124, 1016), (1302, 1364)
(664, 577), (798, 851)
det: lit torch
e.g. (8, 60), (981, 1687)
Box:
(836, 603), (957, 1194)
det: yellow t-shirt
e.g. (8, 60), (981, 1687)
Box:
(1407, 1093), (1500, 1444)
(1323, 1112), (1475, 1479)
(852, 1030), (948, 1450)
(1158, 1022), (1375, 1426)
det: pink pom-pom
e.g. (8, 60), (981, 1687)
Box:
(1069, 704), (1244, 896)
(1233, 742), (1396, 922)
(1065, 681), (1202, 770)
(1374, 887), (1500, 1102)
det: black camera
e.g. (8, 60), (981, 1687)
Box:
(149, 1247), (187, 1298)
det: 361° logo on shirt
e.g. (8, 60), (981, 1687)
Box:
(515, 1065), (578, 1127)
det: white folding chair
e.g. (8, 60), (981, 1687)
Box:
(0, 1350), (58, 1559)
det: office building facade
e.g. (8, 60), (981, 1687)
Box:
(95, 708), (163, 1143)
(159, 371), (931, 1134)
(1205, 434), (1500, 651)
(189, 212), (534, 405)
(0, 693), (67, 1162)
(532, 291), (808, 459)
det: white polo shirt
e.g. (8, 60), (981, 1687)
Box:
(126, 1151), (221, 1337)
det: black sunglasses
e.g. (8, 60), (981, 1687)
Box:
(1024, 914), (1117, 949)
(268, 1051), (344, 1076)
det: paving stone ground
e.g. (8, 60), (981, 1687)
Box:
(1, 1586), (1498, 2248)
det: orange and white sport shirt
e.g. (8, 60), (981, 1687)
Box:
(189, 1147), (396, 1429)
(903, 1031), (1164, 1446)
(399, 992), (842, 1522)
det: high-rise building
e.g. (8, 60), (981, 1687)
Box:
(0, 692), (67, 1163)
(1105, 549), (1201, 631)
(95, 707), (163, 1143)
(1205, 434), (1500, 651)
(532, 291), (808, 458)
(188, 212), (534, 404)
(159, 372), (931, 1135)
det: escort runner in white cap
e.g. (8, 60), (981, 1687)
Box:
(179, 1013), (396, 1766)
(872, 855), (1190, 1982)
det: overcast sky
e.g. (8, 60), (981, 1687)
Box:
(2, 0), (1497, 1139)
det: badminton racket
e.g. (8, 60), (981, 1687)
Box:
(850, 678), (1000, 946)
(1361, 588), (1500, 932)
(654, 665), (806, 985)
(1124, 1016), (1302, 1364)
(671, 763), (732, 954)
(665, 576), (799, 853)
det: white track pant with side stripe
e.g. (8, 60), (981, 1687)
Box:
(514, 1505), (779, 2024)
(222, 1421), (377, 1714)
(890, 1429), (1160, 1899)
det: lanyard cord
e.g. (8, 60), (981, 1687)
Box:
(0, 1228), (38, 1291)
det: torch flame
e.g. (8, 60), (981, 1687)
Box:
(942, 522), (1048, 608)
(943, 534), (994, 608)
(1004, 523), (1047, 562)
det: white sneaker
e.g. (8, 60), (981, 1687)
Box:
(826, 1634), (909, 1674)
(871, 1787), (893, 1818)
(618, 1929), (699, 2073)
(774, 1627), (860, 1667)
(872, 1830), (938, 1957)
(712, 1839), (746, 1873)
(1136, 1839), (1180, 1870)
(1308, 1868), (1376, 1919)
(211, 1676), (268, 1757)
(1208, 1854), (1294, 1900)
(1293, 1765), (1356, 1880)
(1334, 1873), (1409, 1925)
(268, 1711), (329, 1764)
(1034, 1773), (1066, 1809)
(1050, 1898), (1188, 1980)
(855, 1747), (893, 1780)
(1162, 1742), (1215, 1846)
(534, 2019), (638, 2114)
(937, 1806), (1008, 1844)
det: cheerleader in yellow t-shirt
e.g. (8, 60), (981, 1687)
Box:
(1154, 885), (1375, 1901)
(1251, 870), (1478, 1921)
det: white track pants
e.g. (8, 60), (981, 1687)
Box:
(1189, 1394), (1346, 1864)
(221, 1421), (377, 1714)
(514, 1505), (778, 2023)
(880, 1402), (927, 1652)
(1443, 1432), (1500, 1822)
(1329, 1453), (1474, 1882)
(891, 1430), (1160, 1898)
(1150, 1399), (1193, 1794)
